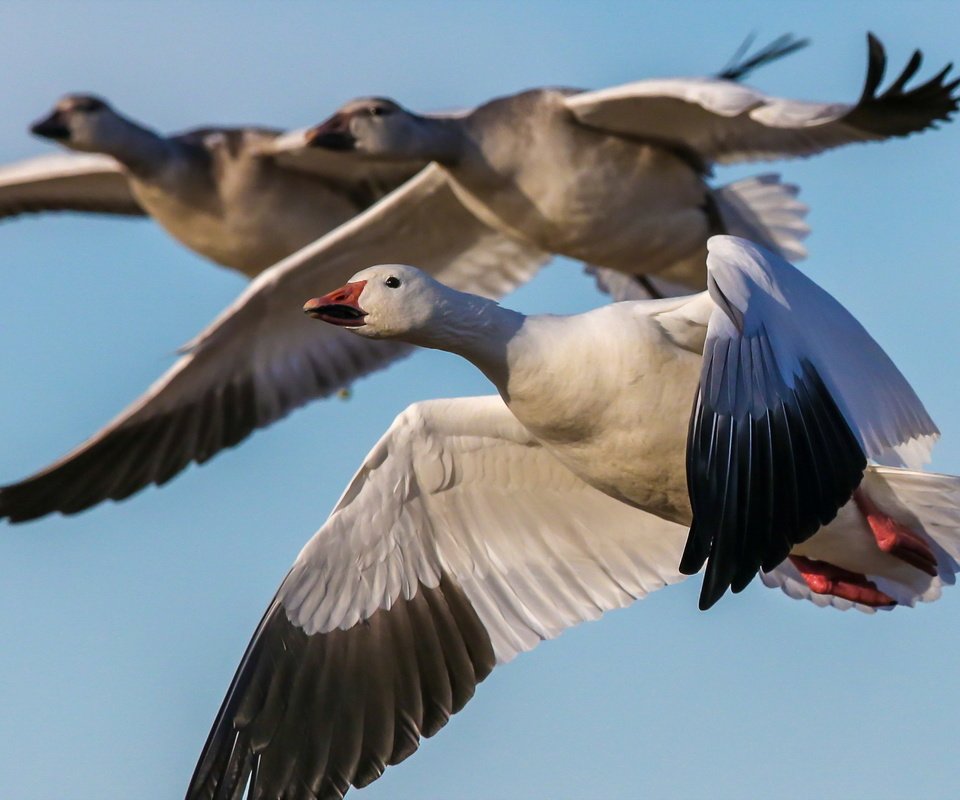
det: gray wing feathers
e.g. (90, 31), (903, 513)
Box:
(186, 396), (687, 797)
(0, 327), (411, 522)
(0, 153), (144, 219)
(0, 167), (547, 522)
(565, 34), (957, 164)
(186, 577), (494, 800)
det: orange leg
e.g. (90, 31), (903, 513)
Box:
(790, 555), (897, 607)
(853, 489), (938, 577)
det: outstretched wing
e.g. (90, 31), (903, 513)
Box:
(0, 166), (549, 523)
(186, 396), (688, 800)
(678, 236), (938, 609)
(0, 152), (144, 219)
(566, 34), (958, 164)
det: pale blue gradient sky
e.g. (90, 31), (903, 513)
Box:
(1, 2), (959, 799)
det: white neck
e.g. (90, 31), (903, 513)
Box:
(402, 289), (525, 387)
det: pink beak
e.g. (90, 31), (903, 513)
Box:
(303, 280), (368, 327)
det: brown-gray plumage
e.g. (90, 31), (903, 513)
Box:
(5, 95), (425, 276)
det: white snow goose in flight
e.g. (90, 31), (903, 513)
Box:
(2, 33), (954, 523)
(185, 237), (960, 799)
(306, 235), (947, 611)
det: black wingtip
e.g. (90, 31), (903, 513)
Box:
(862, 32), (888, 102)
(679, 520), (709, 577)
(716, 33), (810, 83)
(187, 576), (495, 800)
(849, 33), (959, 136)
(698, 585), (722, 612)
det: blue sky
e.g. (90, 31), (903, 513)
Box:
(1, 2), (959, 798)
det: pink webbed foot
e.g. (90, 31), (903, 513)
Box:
(789, 556), (897, 607)
(853, 489), (938, 577)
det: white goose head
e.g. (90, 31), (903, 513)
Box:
(303, 263), (522, 373)
(30, 94), (131, 154)
(304, 98), (459, 162)
(304, 264), (450, 341)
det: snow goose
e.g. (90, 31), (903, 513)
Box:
(303, 236), (945, 609)
(303, 34), (956, 295)
(3, 94), (425, 275)
(185, 239), (960, 797)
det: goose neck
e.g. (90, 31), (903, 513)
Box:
(417, 115), (465, 165)
(409, 293), (525, 387)
(106, 118), (173, 176)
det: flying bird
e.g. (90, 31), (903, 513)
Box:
(2, 34), (955, 523)
(303, 32), (956, 297)
(303, 236), (942, 608)
(2, 97), (423, 275)
(186, 236), (960, 799)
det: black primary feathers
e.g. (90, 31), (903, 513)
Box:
(186, 575), (495, 800)
(845, 33), (960, 137)
(716, 33), (810, 83)
(681, 323), (867, 610)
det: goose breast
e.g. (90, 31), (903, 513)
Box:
(447, 90), (710, 276)
(128, 131), (362, 275)
(501, 301), (702, 522)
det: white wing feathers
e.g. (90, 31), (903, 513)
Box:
(712, 174), (809, 262)
(0, 152), (143, 219)
(282, 396), (688, 663)
(0, 166), (549, 522)
(565, 34), (958, 164)
(186, 396), (689, 800)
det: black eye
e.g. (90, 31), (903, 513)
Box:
(385, 276), (401, 288)
(368, 106), (384, 117)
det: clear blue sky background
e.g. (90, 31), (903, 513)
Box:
(1, 2), (958, 798)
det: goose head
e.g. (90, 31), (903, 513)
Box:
(305, 98), (459, 162)
(303, 265), (447, 341)
(30, 94), (128, 153)
(306, 265), (522, 382)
